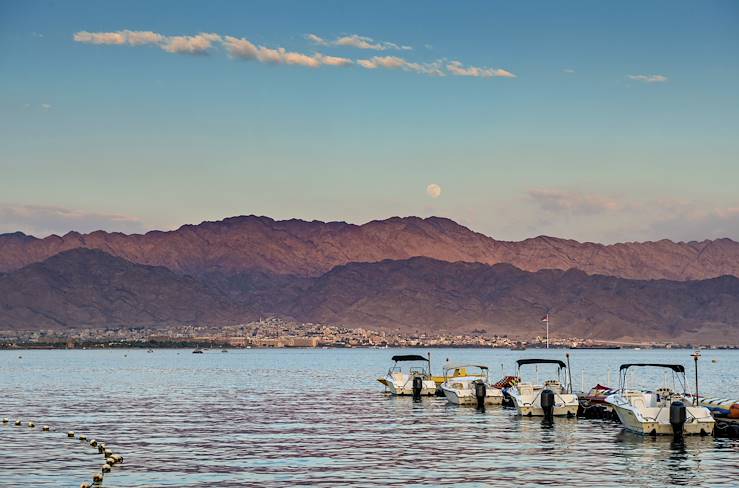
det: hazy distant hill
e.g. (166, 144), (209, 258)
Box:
(1, 215), (739, 280)
(0, 249), (737, 343)
(286, 257), (739, 343)
(0, 249), (254, 330)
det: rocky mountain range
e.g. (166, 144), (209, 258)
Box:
(2, 215), (739, 280)
(1, 215), (738, 342)
(0, 249), (254, 329)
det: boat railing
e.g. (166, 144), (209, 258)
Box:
(409, 366), (428, 376)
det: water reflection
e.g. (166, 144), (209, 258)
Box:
(0, 348), (737, 486)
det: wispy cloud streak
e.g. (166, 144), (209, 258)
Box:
(306, 33), (412, 51)
(0, 204), (145, 237)
(627, 74), (668, 83)
(73, 30), (514, 79)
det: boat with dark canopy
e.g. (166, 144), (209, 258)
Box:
(378, 353), (437, 397)
(605, 363), (714, 437)
(505, 358), (579, 417)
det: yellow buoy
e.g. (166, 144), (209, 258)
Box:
(90, 439), (97, 447)
(27, 422), (35, 428)
(93, 473), (103, 483)
(104, 448), (113, 457)
(101, 463), (111, 473)
(79, 434), (87, 441)
(2, 418), (8, 423)
(15, 420), (21, 426)
(42, 425), (50, 431)
(68, 431), (75, 438)
(81, 483), (91, 488)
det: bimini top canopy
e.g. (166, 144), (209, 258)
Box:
(392, 354), (429, 362)
(516, 359), (567, 369)
(443, 363), (488, 371)
(619, 363), (685, 373)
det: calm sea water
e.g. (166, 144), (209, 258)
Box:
(1, 348), (738, 487)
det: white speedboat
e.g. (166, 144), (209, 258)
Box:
(441, 364), (504, 407)
(605, 363), (715, 437)
(378, 354), (437, 397)
(506, 359), (579, 417)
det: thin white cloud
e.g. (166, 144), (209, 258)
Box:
(563, 68), (575, 74)
(357, 55), (444, 76)
(357, 56), (515, 79)
(74, 30), (218, 54)
(306, 33), (412, 51)
(627, 74), (668, 83)
(126, 31), (165, 46)
(0, 204), (145, 237)
(446, 60), (516, 78)
(522, 189), (739, 242)
(161, 33), (220, 54)
(222, 36), (352, 67)
(74, 30), (351, 67)
(40, 103), (52, 111)
(74, 31), (127, 45)
(314, 53), (354, 67)
(528, 189), (624, 215)
(73, 30), (511, 79)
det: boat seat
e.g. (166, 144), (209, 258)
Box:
(518, 384), (534, 395)
(630, 397), (648, 411)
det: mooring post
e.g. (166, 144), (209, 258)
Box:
(691, 351), (701, 406)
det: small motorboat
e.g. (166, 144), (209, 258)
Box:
(700, 397), (739, 419)
(378, 354), (437, 397)
(506, 358), (579, 417)
(192, 349), (204, 354)
(440, 363), (504, 406)
(583, 384), (617, 408)
(605, 363), (715, 437)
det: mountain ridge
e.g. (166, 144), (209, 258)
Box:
(0, 249), (737, 344)
(1, 215), (739, 281)
(0, 248), (255, 329)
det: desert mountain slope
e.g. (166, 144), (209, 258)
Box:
(1, 216), (738, 280)
(0, 248), (254, 329)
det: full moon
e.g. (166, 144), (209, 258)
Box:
(426, 183), (442, 198)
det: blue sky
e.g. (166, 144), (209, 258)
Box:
(1, 0), (738, 242)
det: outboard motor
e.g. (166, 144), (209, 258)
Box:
(474, 381), (487, 410)
(670, 401), (687, 439)
(412, 376), (423, 400)
(541, 389), (555, 421)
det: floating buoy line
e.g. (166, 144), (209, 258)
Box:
(1, 416), (124, 487)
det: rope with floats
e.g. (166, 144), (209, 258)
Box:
(2, 416), (124, 487)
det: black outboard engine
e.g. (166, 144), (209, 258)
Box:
(670, 401), (687, 439)
(412, 376), (423, 400)
(474, 381), (487, 410)
(541, 389), (555, 421)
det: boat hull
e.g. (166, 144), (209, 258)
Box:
(607, 396), (715, 436)
(379, 378), (436, 396)
(508, 388), (579, 417)
(442, 386), (503, 406)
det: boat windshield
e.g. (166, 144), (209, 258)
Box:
(617, 364), (688, 394)
(443, 364), (488, 380)
(515, 359), (568, 389)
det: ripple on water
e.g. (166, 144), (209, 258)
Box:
(1, 348), (738, 487)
